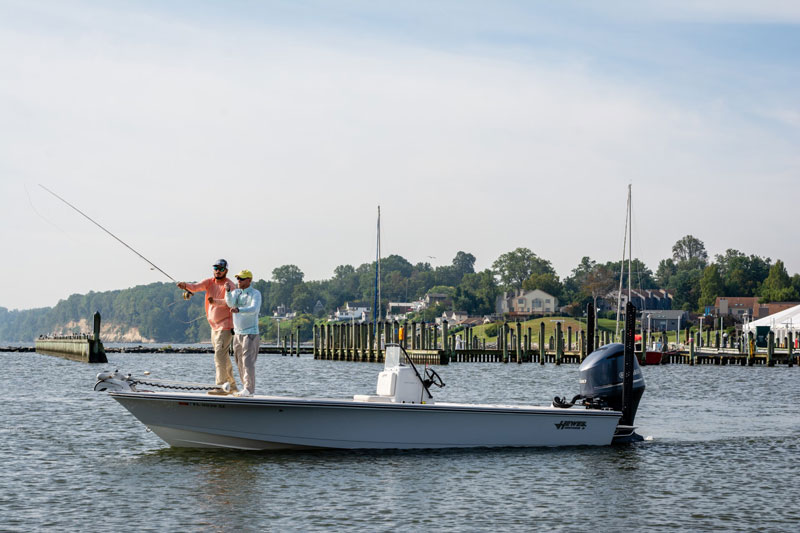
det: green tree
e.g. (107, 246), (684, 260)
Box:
(714, 249), (770, 296)
(453, 270), (498, 315)
(604, 258), (656, 290)
(452, 251), (476, 278)
(272, 265), (305, 309)
(672, 235), (708, 264)
(760, 260), (799, 302)
(492, 248), (555, 290)
(699, 264), (724, 307)
(522, 271), (562, 298)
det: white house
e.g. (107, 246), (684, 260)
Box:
(496, 289), (558, 315)
(334, 302), (370, 322)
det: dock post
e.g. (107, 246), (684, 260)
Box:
(641, 327), (648, 366)
(689, 336), (695, 365)
(442, 320), (449, 360)
(788, 331), (794, 367)
(502, 323), (509, 363)
(580, 329), (586, 360)
(367, 323), (374, 362)
(555, 322), (563, 365)
(539, 321), (546, 365)
(93, 311), (101, 341)
(516, 322), (522, 364)
(587, 303), (595, 356)
(526, 327), (532, 362)
(767, 331), (775, 367)
(567, 326), (572, 354)
(313, 325), (318, 358)
(91, 311), (106, 362)
(328, 323), (334, 359)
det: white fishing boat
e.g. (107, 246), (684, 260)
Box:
(95, 344), (644, 450)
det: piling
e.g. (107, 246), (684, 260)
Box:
(767, 331), (775, 367)
(555, 322), (563, 365)
(788, 332), (794, 368)
(502, 323), (509, 363)
(516, 322), (522, 364)
(567, 326), (573, 353)
(539, 321), (546, 365)
(586, 302), (595, 356)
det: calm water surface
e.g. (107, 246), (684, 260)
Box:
(1, 350), (798, 532)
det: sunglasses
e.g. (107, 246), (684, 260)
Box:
(236, 277), (250, 281)
(213, 266), (226, 271)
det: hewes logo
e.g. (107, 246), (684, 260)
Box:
(554, 420), (586, 430)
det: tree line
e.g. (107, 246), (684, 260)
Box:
(2, 235), (798, 342)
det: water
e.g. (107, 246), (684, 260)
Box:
(1, 350), (798, 532)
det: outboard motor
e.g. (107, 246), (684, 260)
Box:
(579, 343), (645, 423)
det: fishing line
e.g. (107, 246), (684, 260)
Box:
(38, 184), (193, 300)
(25, 183), (74, 237)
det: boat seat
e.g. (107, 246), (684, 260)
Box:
(353, 394), (393, 403)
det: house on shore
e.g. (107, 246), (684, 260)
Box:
(495, 289), (559, 317)
(612, 289), (673, 312)
(640, 309), (688, 331)
(714, 296), (800, 321)
(333, 302), (370, 322)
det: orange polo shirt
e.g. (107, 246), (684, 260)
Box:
(184, 277), (237, 331)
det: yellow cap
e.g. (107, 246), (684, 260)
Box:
(235, 269), (253, 280)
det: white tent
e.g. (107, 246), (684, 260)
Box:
(741, 303), (800, 344)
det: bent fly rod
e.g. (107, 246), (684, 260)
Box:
(38, 184), (193, 300)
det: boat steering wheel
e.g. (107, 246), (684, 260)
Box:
(424, 368), (445, 388)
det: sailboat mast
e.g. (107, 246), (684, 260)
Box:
(627, 184), (632, 302)
(376, 206), (381, 323)
(615, 185), (631, 338)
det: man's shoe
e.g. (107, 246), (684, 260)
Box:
(207, 388), (228, 396)
(234, 389), (252, 397)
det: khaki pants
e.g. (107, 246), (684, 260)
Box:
(211, 329), (237, 392)
(233, 334), (259, 394)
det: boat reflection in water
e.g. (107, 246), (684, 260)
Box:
(95, 344), (643, 450)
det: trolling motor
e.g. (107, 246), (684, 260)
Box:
(553, 302), (645, 443)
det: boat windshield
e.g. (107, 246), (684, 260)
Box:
(384, 345), (403, 369)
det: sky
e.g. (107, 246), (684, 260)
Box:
(2, 0), (799, 311)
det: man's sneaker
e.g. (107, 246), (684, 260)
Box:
(234, 389), (252, 397)
(207, 388), (228, 396)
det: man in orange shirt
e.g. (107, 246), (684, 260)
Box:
(178, 259), (238, 395)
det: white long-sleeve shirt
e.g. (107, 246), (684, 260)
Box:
(224, 287), (262, 335)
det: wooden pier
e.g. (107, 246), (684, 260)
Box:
(35, 312), (107, 363)
(311, 318), (800, 367)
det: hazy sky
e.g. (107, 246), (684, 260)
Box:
(2, 1), (799, 311)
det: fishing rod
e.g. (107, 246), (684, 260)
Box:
(38, 184), (193, 300)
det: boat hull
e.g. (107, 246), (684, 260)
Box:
(641, 351), (664, 365)
(110, 392), (621, 450)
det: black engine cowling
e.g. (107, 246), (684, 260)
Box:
(579, 343), (645, 424)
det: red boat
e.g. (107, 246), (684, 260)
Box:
(640, 351), (664, 365)
(635, 336), (665, 365)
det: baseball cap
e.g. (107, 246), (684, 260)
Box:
(235, 269), (253, 280)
